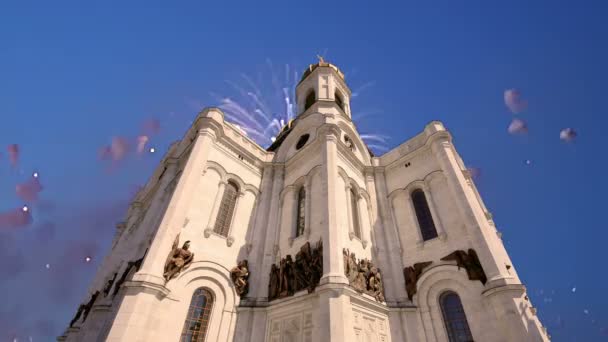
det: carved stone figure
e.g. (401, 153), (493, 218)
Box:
(403, 261), (433, 301)
(310, 240), (323, 289)
(441, 249), (487, 284)
(279, 255), (295, 298)
(268, 264), (280, 300)
(163, 235), (194, 282)
(230, 259), (250, 296)
(294, 243), (312, 291)
(368, 265), (385, 302)
(342, 249), (385, 302)
(268, 240), (323, 301)
(103, 272), (118, 297)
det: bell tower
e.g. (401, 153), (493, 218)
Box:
(296, 56), (352, 119)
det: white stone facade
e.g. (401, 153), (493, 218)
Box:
(60, 62), (550, 342)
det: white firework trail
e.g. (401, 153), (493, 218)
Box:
(211, 60), (390, 152)
(351, 81), (376, 98)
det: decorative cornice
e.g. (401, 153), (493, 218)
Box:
(123, 279), (170, 298)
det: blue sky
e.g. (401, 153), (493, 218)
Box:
(1, 0), (607, 340)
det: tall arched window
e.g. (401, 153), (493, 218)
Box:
(411, 189), (438, 241)
(350, 188), (361, 239)
(180, 288), (214, 342)
(440, 291), (473, 342)
(335, 91), (345, 111)
(304, 90), (316, 111)
(213, 181), (239, 237)
(295, 187), (306, 237)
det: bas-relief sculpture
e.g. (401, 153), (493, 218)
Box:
(230, 259), (250, 296)
(441, 248), (487, 285)
(268, 240), (323, 301)
(403, 261), (432, 301)
(163, 235), (194, 282)
(343, 249), (385, 302)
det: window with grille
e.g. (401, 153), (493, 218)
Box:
(295, 187), (306, 237)
(440, 291), (474, 342)
(411, 189), (438, 241)
(180, 288), (214, 342)
(213, 181), (239, 237)
(304, 90), (316, 110)
(350, 188), (361, 239)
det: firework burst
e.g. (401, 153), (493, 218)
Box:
(210, 59), (389, 152)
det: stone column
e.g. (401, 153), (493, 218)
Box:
(254, 165), (284, 300)
(135, 127), (216, 282)
(345, 184), (355, 240)
(373, 169), (408, 303)
(429, 133), (509, 284)
(246, 165), (274, 300)
(319, 125), (348, 284)
(105, 126), (217, 341)
(421, 182), (446, 239)
(204, 181), (226, 235)
(355, 195), (368, 247)
(226, 191), (245, 246)
(304, 177), (312, 238)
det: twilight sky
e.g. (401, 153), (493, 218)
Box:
(1, 1), (607, 340)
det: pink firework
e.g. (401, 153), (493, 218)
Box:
(141, 118), (161, 136)
(0, 207), (33, 231)
(136, 135), (149, 155)
(7, 144), (19, 167)
(15, 175), (44, 202)
(504, 89), (528, 114)
(508, 118), (528, 135)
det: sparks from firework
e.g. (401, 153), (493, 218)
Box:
(209, 59), (389, 152)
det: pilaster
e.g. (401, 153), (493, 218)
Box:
(373, 168), (408, 303)
(105, 127), (217, 341)
(319, 124), (348, 285)
(429, 131), (513, 286)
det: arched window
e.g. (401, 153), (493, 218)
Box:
(180, 288), (214, 342)
(304, 90), (316, 111)
(295, 187), (306, 237)
(350, 188), (361, 239)
(214, 181), (239, 237)
(440, 291), (473, 342)
(411, 189), (438, 241)
(335, 91), (345, 111)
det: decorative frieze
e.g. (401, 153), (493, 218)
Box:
(268, 240), (323, 301)
(230, 260), (250, 296)
(343, 249), (385, 302)
(441, 249), (487, 284)
(403, 261), (432, 301)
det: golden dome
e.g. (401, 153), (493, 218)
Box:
(299, 56), (345, 83)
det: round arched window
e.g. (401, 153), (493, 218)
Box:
(296, 134), (310, 150)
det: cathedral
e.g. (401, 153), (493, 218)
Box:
(59, 59), (550, 342)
